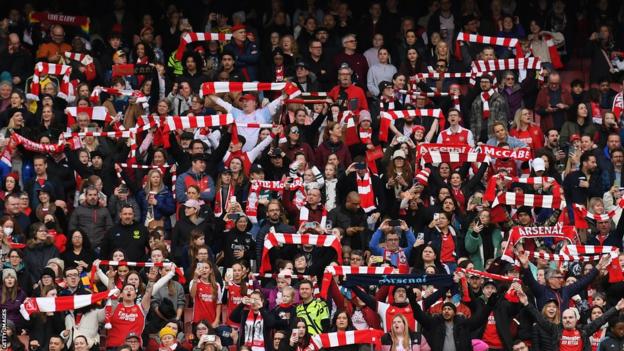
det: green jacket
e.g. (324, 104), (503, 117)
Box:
(464, 226), (503, 271)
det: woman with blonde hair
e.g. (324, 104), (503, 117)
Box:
(137, 168), (175, 231)
(381, 313), (421, 351)
(509, 108), (544, 150)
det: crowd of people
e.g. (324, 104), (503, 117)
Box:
(1, 0), (624, 351)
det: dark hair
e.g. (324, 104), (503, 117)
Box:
(182, 50), (204, 72)
(299, 279), (313, 289)
(64, 229), (92, 253)
(580, 151), (596, 165)
(570, 79), (585, 88)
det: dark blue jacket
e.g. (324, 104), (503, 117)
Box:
(521, 265), (599, 311)
(224, 40), (260, 81)
(136, 187), (176, 231)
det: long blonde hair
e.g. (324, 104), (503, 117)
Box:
(390, 314), (411, 351)
(143, 169), (165, 195)
(511, 108), (532, 130)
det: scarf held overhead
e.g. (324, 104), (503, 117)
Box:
(501, 223), (576, 262)
(320, 266), (405, 298)
(20, 289), (118, 320)
(342, 273), (454, 288)
(28, 62), (74, 102)
(260, 232), (342, 273)
(379, 109), (445, 142)
(310, 330), (384, 350)
(455, 32), (523, 61)
(199, 81), (301, 99)
(175, 32), (233, 60)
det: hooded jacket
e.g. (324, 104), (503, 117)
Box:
(68, 202), (114, 248)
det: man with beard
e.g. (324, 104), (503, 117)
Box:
(255, 200), (295, 263)
(563, 151), (603, 206)
(327, 192), (370, 250)
(101, 205), (149, 262)
(603, 148), (624, 190)
(68, 186), (113, 252)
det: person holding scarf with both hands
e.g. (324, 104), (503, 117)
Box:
(369, 219), (416, 272)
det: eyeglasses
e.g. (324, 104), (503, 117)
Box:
(345, 39), (357, 43)
(310, 46), (322, 49)
(550, 275), (564, 280)
(436, 65), (446, 69)
(65, 273), (79, 278)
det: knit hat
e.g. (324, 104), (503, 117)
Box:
(2, 268), (17, 280)
(442, 301), (457, 313)
(47, 258), (65, 273)
(41, 266), (56, 280)
(159, 326), (177, 339)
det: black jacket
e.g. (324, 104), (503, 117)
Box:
(101, 221), (149, 262)
(412, 296), (491, 351)
(229, 304), (283, 350)
(526, 302), (619, 351)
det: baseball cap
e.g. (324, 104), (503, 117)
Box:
(532, 157), (546, 172)
(184, 199), (201, 210)
(240, 93), (257, 102)
(231, 24), (246, 33)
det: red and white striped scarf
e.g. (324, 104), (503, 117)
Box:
(285, 92), (329, 104)
(414, 168), (431, 186)
(11, 133), (64, 154)
(90, 261), (185, 287)
(344, 114), (360, 146)
(310, 330), (384, 350)
(214, 184), (236, 218)
(114, 163), (176, 198)
(163, 114), (234, 132)
(63, 130), (137, 162)
(299, 205), (327, 229)
(455, 32), (523, 61)
(379, 109), (445, 142)
(90, 86), (148, 109)
(175, 32), (232, 60)
(320, 266), (403, 298)
(480, 88), (495, 119)
(245, 179), (304, 222)
(501, 224), (576, 262)
(491, 191), (564, 209)
(379, 95), (395, 110)
(0, 143), (14, 168)
(612, 92), (623, 121)
(356, 171), (376, 213)
(20, 289), (118, 320)
(573, 197), (624, 222)
(244, 310), (265, 351)
(412, 72), (472, 81)
(28, 62), (73, 102)
(260, 232), (342, 273)
(542, 34), (563, 69)
(484, 175), (558, 202)
(65, 106), (114, 127)
(528, 245), (622, 282)
(64, 52), (96, 80)
(199, 81), (301, 99)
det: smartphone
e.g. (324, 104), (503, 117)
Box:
(206, 335), (216, 343)
(473, 197), (482, 205)
(388, 219), (401, 227)
(416, 232), (424, 241)
(370, 256), (384, 264)
(348, 98), (359, 111)
(230, 196), (237, 205)
(433, 213), (440, 220)
(291, 330), (298, 338)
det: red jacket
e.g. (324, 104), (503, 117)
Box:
(328, 84), (369, 113)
